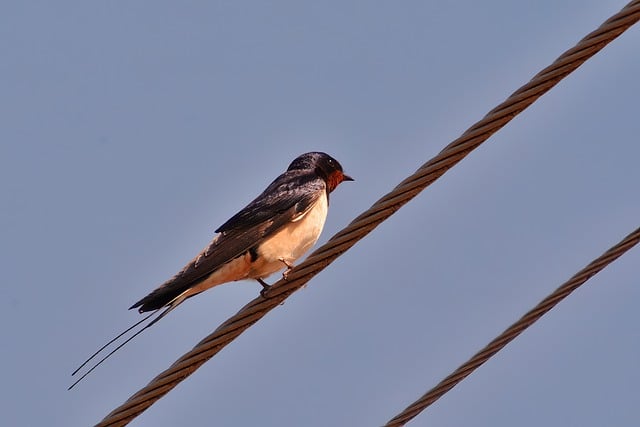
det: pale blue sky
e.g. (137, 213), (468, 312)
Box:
(2, 1), (639, 426)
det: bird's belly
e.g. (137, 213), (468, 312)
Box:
(249, 193), (328, 278)
(186, 251), (254, 296)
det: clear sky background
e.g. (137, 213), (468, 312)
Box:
(2, 1), (639, 426)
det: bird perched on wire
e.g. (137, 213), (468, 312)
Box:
(133, 151), (353, 312)
(70, 152), (353, 388)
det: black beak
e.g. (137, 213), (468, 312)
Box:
(343, 174), (354, 182)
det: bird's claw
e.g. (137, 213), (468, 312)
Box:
(257, 278), (271, 298)
(278, 258), (293, 280)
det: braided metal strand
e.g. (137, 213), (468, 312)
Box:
(384, 226), (640, 426)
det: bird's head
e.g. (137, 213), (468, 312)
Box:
(288, 152), (354, 192)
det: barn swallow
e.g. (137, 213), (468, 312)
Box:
(70, 152), (352, 388)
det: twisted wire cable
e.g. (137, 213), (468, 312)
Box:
(384, 226), (640, 426)
(97, 1), (640, 425)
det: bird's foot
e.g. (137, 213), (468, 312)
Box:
(278, 258), (293, 280)
(257, 278), (271, 298)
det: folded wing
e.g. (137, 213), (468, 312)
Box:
(129, 170), (324, 312)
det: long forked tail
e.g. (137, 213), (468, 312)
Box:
(68, 296), (186, 390)
(129, 278), (194, 313)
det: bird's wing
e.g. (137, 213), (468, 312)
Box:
(130, 171), (325, 312)
(215, 169), (326, 233)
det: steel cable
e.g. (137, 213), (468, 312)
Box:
(97, 1), (640, 425)
(383, 226), (640, 426)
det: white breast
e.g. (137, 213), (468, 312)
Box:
(249, 191), (328, 278)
